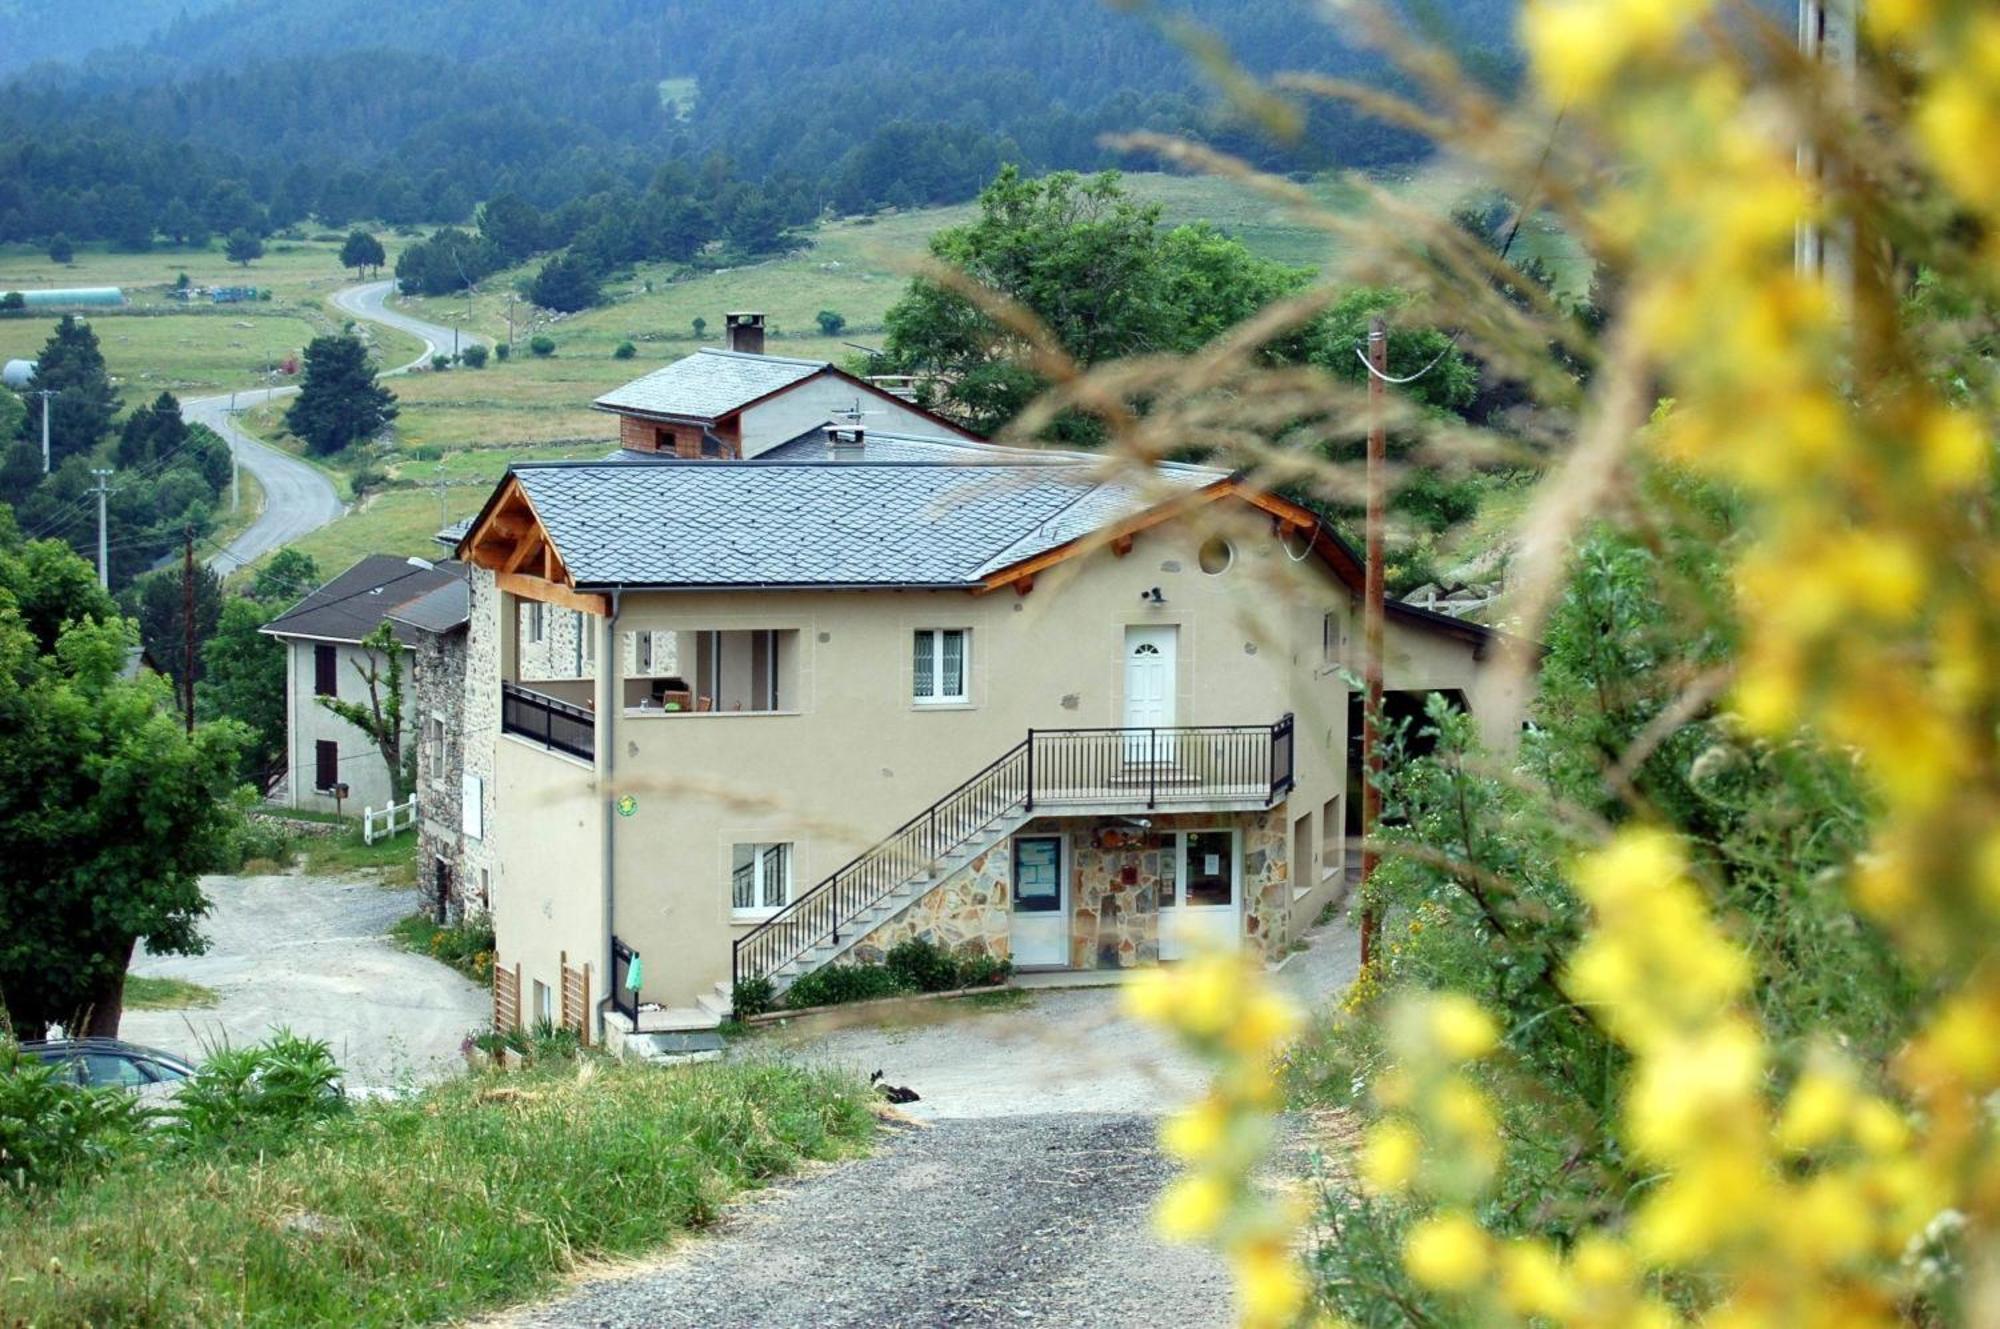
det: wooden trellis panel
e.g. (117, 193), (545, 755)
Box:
(494, 959), (521, 1031)
(560, 951), (591, 1046)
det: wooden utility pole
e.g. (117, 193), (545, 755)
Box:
(182, 526), (197, 734)
(1360, 315), (1388, 968)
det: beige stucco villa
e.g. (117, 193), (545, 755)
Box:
(450, 339), (1523, 1045)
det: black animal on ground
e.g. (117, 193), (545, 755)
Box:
(869, 1068), (920, 1104)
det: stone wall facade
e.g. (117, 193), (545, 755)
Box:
(456, 567), (501, 920)
(515, 599), (597, 684)
(411, 618), (469, 921)
(834, 804), (1295, 975)
(847, 841), (1012, 964)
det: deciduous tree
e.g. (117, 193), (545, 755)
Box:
(316, 620), (409, 799)
(198, 595), (289, 786)
(0, 530), (245, 1037)
(250, 548), (320, 605)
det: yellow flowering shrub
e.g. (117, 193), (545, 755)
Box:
(1107, 0), (2000, 1324)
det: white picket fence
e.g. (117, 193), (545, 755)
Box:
(363, 795), (418, 845)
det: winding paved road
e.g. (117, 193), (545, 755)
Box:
(194, 280), (488, 574)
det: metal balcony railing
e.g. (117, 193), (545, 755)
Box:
(501, 681), (595, 762)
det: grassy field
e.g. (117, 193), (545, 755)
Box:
(429, 167), (1587, 363)
(25, 167), (1578, 577)
(0, 1058), (873, 1327)
(123, 975), (219, 1010)
(0, 232), (425, 411)
(0, 308), (323, 410)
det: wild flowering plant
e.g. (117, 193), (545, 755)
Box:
(1090, 0), (2000, 1323)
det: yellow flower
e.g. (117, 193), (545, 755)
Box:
(1919, 406), (1990, 491)
(1498, 1239), (1574, 1318)
(1162, 1097), (1228, 1163)
(1850, 1098), (1911, 1156)
(1122, 967), (1177, 1023)
(1359, 1119), (1421, 1195)
(1426, 993), (1500, 1060)
(1227, 989), (1301, 1056)
(1234, 1239), (1307, 1327)
(1402, 1211), (1489, 1292)
(1570, 1233), (1634, 1289)
(1156, 1174), (1229, 1242)
(1625, 1021), (1765, 1162)
(1776, 1065), (1856, 1154)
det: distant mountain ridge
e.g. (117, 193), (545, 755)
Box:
(0, 1), (1525, 250)
(0, 0), (235, 77)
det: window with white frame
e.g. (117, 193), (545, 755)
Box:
(578, 611), (597, 673)
(731, 842), (793, 916)
(526, 601), (545, 644)
(913, 628), (968, 704)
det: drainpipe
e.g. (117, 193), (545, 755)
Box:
(599, 588), (623, 1038)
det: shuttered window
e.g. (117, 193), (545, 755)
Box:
(314, 740), (339, 792)
(314, 643), (337, 697)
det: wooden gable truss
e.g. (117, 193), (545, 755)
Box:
(458, 475), (609, 617)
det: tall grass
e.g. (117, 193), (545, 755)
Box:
(0, 1059), (873, 1326)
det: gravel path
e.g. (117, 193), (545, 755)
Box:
(498, 916), (1362, 1328)
(121, 872), (489, 1089)
(492, 1116), (1235, 1329)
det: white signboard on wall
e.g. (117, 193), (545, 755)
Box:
(462, 773), (483, 840)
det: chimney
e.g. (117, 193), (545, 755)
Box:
(724, 311), (766, 355)
(824, 424), (866, 460)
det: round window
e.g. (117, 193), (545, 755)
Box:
(1198, 536), (1234, 575)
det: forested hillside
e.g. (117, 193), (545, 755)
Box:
(0, 0), (1522, 248)
(0, 0), (234, 77)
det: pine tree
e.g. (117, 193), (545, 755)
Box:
(30, 315), (120, 467)
(339, 229), (386, 278)
(284, 335), (397, 455)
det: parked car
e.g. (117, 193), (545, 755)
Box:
(21, 1037), (197, 1091)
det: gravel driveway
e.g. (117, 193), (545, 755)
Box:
(497, 917), (1362, 1328)
(121, 872), (489, 1088)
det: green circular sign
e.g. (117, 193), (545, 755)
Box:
(615, 794), (638, 818)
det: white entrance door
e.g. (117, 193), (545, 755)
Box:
(1010, 835), (1068, 968)
(1123, 625), (1178, 762)
(1158, 829), (1241, 961)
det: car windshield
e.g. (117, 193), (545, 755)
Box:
(81, 1052), (154, 1086)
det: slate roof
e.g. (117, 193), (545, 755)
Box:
(505, 459), (1224, 590)
(592, 348), (827, 421)
(756, 427), (1037, 465)
(385, 577), (471, 636)
(262, 555), (468, 644)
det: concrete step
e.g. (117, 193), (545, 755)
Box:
(694, 989), (733, 1020)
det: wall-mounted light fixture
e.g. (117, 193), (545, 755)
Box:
(1139, 587), (1164, 605)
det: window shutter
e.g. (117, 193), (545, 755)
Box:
(314, 643), (337, 696)
(315, 740), (339, 791)
(461, 773), (483, 839)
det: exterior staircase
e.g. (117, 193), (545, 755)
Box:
(717, 808), (1034, 1008)
(719, 716), (1297, 1008)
